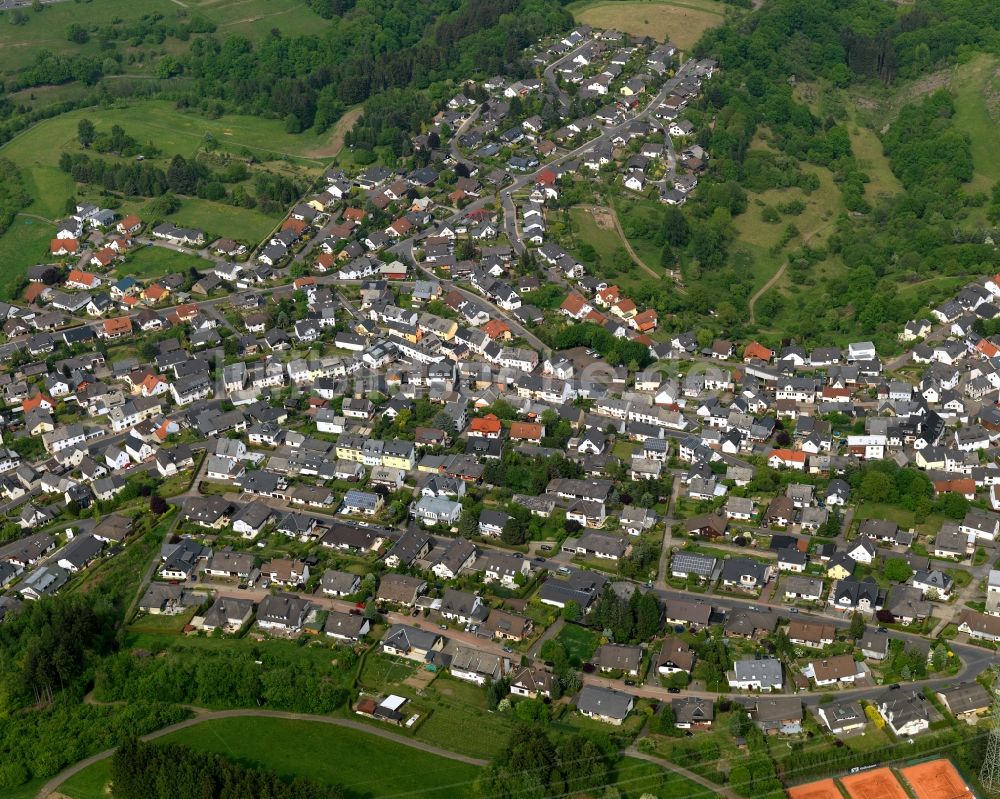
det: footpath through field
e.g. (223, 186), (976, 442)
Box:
(36, 708), (489, 799)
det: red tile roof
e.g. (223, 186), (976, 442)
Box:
(469, 414), (502, 435)
(560, 293), (588, 317)
(103, 317), (133, 335)
(510, 421), (543, 440)
(769, 449), (805, 464)
(743, 341), (774, 361)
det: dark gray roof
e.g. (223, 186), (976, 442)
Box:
(58, 533), (103, 568)
(383, 623), (440, 653)
(576, 685), (633, 719)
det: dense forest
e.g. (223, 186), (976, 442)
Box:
(0, 593), (193, 790)
(0, 593), (119, 708)
(177, 0), (570, 136)
(94, 646), (351, 714)
(0, 517), (202, 791)
(0, 158), (30, 237)
(111, 738), (345, 799)
(0, 0), (571, 150)
(476, 725), (611, 799)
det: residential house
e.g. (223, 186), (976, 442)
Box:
(575, 685), (634, 725)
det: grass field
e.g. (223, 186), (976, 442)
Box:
(0, 0), (329, 74)
(0, 100), (325, 229)
(607, 756), (706, 798)
(566, 0), (728, 50)
(171, 197), (281, 243)
(0, 777), (48, 799)
(950, 54), (1000, 193)
(843, 101), (903, 201)
(849, 122), (903, 200)
(733, 164), (840, 255)
(0, 101), (329, 168)
(58, 717), (480, 799)
(568, 205), (659, 295)
(893, 274), (969, 314)
(0, 97), (315, 266)
(117, 245), (210, 279)
(310, 105), (364, 158)
(197, 0), (330, 41)
(0, 216), (55, 301)
(55, 724), (707, 799)
(850, 54), (1000, 196)
(58, 760), (113, 799)
(731, 160), (843, 309)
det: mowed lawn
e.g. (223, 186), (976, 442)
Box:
(117, 245), (210, 279)
(170, 197), (281, 244)
(567, 0), (728, 50)
(60, 717), (480, 799)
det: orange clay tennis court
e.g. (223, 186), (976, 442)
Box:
(901, 760), (975, 799)
(841, 768), (909, 799)
(787, 778), (841, 799)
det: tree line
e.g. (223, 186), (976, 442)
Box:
(58, 149), (303, 213)
(544, 323), (654, 370)
(0, 702), (189, 792)
(482, 450), (584, 496)
(94, 646), (351, 714)
(475, 725), (611, 799)
(0, 158), (29, 237)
